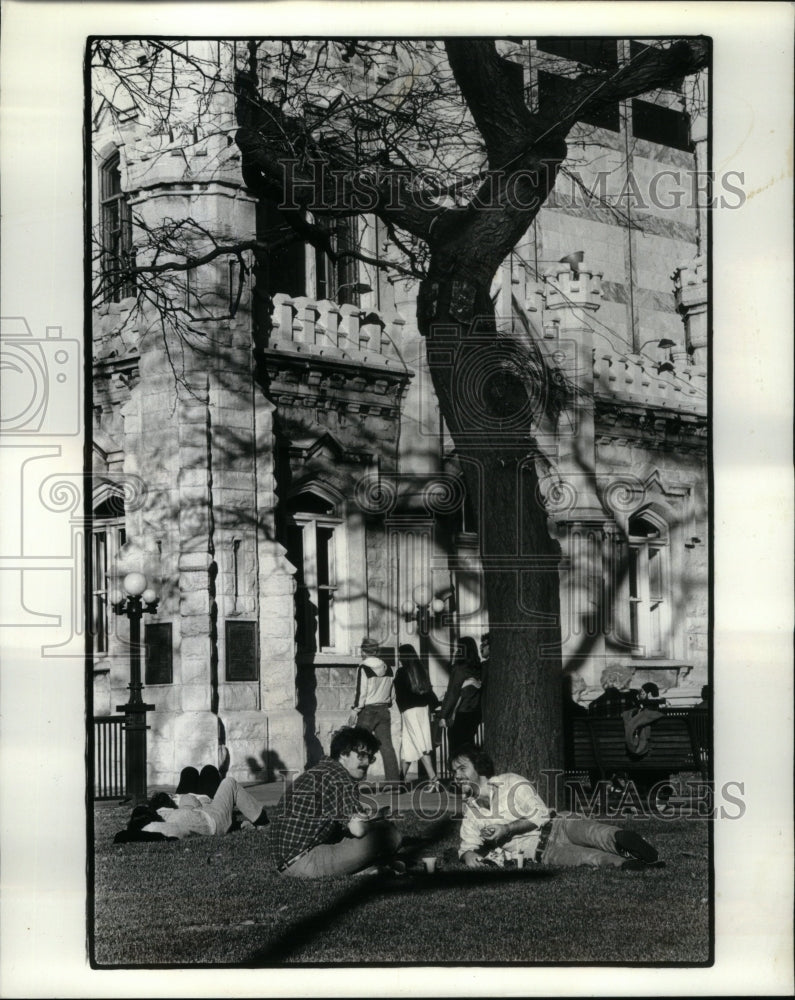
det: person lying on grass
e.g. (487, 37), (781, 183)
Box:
(114, 774), (269, 843)
(269, 725), (402, 878)
(451, 745), (661, 871)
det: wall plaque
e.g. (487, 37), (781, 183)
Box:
(225, 620), (259, 681)
(145, 622), (173, 685)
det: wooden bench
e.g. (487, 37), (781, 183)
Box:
(567, 709), (710, 786)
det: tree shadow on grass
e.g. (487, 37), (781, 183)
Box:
(242, 816), (558, 966)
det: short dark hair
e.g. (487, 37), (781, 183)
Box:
(450, 744), (495, 778)
(149, 791), (176, 812)
(330, 725), (380, 760)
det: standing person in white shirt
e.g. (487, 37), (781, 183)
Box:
(350, 636), (401, 784)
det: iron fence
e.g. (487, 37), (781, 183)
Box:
(94, 716), (126, 799)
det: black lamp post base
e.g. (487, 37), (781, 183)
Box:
(117, 700), (155, 806)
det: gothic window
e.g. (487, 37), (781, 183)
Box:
(91, 503), (126, 654)
(627, 511), (671, 658)
(314, 216), (360, 305)
(285, 492), (342, 654)
(99, 152), (135, 302)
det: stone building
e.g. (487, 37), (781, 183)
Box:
(91, 39), (708, 785)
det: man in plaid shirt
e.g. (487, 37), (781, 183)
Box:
(270, 726), (402, 877)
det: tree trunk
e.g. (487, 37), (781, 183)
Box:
(417, 276), (564, 779)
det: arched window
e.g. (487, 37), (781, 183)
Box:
(284, 491), (343, 654)
(99, 151), (135, 302)
(627, 511), (670, 658)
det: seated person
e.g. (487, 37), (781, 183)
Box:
(269, 725), (402, 878)
(116, 775), (268, 843)
(622, 682), (666, 757)
(588, 685), (637, 718)
(451, 745), (660, 870)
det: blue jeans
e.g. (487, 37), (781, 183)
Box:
(356, 704), (401, 780)
(282, 820), (402, 878)
(542, 816), (625, 868)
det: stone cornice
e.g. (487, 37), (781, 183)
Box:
(595, 398), (708, 452)
(262, 347), (413, 418)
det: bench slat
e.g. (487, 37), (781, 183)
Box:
(568, 713), (709, 779)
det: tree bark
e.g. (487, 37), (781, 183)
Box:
(417, 276), (564, 777)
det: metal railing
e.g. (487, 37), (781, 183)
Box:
(94, 716), (126, 799)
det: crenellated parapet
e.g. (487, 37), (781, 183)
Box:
(532, 258), (706, 419)
(267, 292), (410, 373)
(593, 349), (706, 416)
(541, 261), (603, 320)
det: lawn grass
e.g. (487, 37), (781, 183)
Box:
(92, 797), (710, 966)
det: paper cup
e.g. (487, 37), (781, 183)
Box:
(422, 857), (437, 873)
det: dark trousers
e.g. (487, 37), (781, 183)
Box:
(449, 711), (481, 757)
(357, 704), (401, 780)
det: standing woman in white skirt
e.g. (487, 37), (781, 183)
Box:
(395, 643), (441, 789)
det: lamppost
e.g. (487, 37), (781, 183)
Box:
(637, 337), (677, 372)
(401, 585), (447, 638)
(111, 571), (158, 805)
(401, 585), (455, 671)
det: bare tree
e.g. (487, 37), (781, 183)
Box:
(93, 36), (709, 774)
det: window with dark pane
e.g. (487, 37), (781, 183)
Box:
(627, 512), (670, 658)
(316, 525), (336, 649)
(315, 216), (360, 305)
(283, 491), (341, 654)
(93, 529), (109, 653)
(632, 99), (692, 152)
(99, 152), (136, 302)
(91, 503), (126, 656)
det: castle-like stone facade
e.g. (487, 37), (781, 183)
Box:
(92, 40), (708, 785)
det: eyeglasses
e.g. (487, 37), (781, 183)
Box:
(354, 749), (376, 762)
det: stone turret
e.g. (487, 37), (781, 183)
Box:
(673, 256), (708, 366)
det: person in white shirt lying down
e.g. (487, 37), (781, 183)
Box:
(451, 745), (662, 871)
(115, 777), (269, 843)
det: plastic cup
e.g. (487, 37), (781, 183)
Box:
(422, 857), (437, 874)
